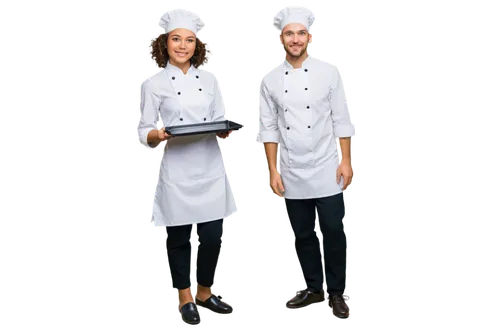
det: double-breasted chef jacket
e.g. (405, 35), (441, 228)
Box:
(257, 56), (355, 199)
(139, 61), (237, 227)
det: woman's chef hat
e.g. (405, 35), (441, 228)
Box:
(273, 6), (315, 31)
(159, 9), (205, 35)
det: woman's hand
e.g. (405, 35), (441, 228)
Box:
(216, 130), (232, 139)
(270, 169), (285, 197)
(157, 127), (173, 141)
(336, 159), (353, 190)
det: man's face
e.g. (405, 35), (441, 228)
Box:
(280, 23), (312, 58)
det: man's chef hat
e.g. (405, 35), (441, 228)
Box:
(273, 6), (315, 31)
(159, 9), (205, 35)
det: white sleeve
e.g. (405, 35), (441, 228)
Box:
(256, 80), (280, 143)
(138, 79), (160, 148)
(330, 67), (355, 138)
(211, 76), (226, 122)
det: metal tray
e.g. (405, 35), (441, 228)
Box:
(165, 120), (243, 137)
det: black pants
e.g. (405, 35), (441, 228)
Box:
(285, 193), (346, 296)
(166, 219), (223, 290)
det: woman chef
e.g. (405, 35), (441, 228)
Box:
(138, 9), (236, 325)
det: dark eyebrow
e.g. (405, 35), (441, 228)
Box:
(171, 34), (195, 38)
(284, 30), (307, 34)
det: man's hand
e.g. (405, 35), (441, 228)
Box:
(216, 130), (233, 139)
(270, 169), (285, 197)
(336, 159), (353, 190)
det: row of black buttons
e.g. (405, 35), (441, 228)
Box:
(172, 75), (200, 80)
(172, 75), (202, 95)
(180, 117), (208, 122)
(286, 126), (311, 130)
(285, 68), (309, 94)
(172, 74), (206, 122)
(285, 68), (308, 75)
(285, 87), (309, 93)
(177, 88), (203, 95)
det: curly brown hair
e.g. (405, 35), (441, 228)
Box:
(150, 33), (209, 68)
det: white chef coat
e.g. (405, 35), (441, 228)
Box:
(257, 56), (355, 199)
(139, 61), (237, 226)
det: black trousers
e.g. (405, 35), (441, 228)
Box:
(166, 219), (223, 290)
(285, 192), (346, 296)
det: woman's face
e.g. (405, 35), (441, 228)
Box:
(166, 28), (196, 66)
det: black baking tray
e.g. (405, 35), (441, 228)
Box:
(165, 120), (243, 137)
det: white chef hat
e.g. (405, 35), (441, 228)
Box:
(159, 9), (205, 35)
(273, 6), (315, 31)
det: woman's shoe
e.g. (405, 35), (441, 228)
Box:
(195, 295), (233, 314)
(179, 302), (200, 325)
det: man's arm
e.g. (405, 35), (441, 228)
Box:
(330, 67), (355, 163)
(264, 142), (278, 173)
(257, 80), (284, 197)
(339, 137), (351, 162)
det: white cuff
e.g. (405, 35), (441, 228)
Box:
(334, 124), (355, 138)
(256, 130), (280, 143)
(139, 127), (156, 148)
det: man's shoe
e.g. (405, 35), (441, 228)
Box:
(328, 295), (351, 319)
(283, 289), (326, 311)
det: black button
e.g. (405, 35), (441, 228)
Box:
(285, 71), (288, 75)
(180, 118), (183, 121)
(199, 88), (202, 91)
(307, 106), (310, 109)
(204, 118), (207, 121)
(305, 88), (308, 90)
(178, 92), (181, 95)
(285, 90), (288, 93)
(285, 109), (288, 112)
(308, 126), (311, 128)
(196, 75), (199, 79)
(172, 76), (175, 80)
(304, 69), (308, 72)
(287, 127), (290, 130)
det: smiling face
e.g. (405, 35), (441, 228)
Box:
(166, 28), (196, 66)
(280, 23), (312, 58)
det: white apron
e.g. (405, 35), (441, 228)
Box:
(139, 62), (237, 226)
(257, 56), (355, 199)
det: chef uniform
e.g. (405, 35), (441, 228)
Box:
(138, 9), (236, 290)
(257, 7), (355, 297)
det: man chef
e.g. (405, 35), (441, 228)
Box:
(257, 6), (355, 319)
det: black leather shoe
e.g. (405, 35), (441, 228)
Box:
(286, 289), (325, 308)
(328, 295), (350, 318)
(196, 295), (233, 314)
(179, 302), (200, 325)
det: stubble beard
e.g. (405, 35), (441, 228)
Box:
(284, 43), (308, 60)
